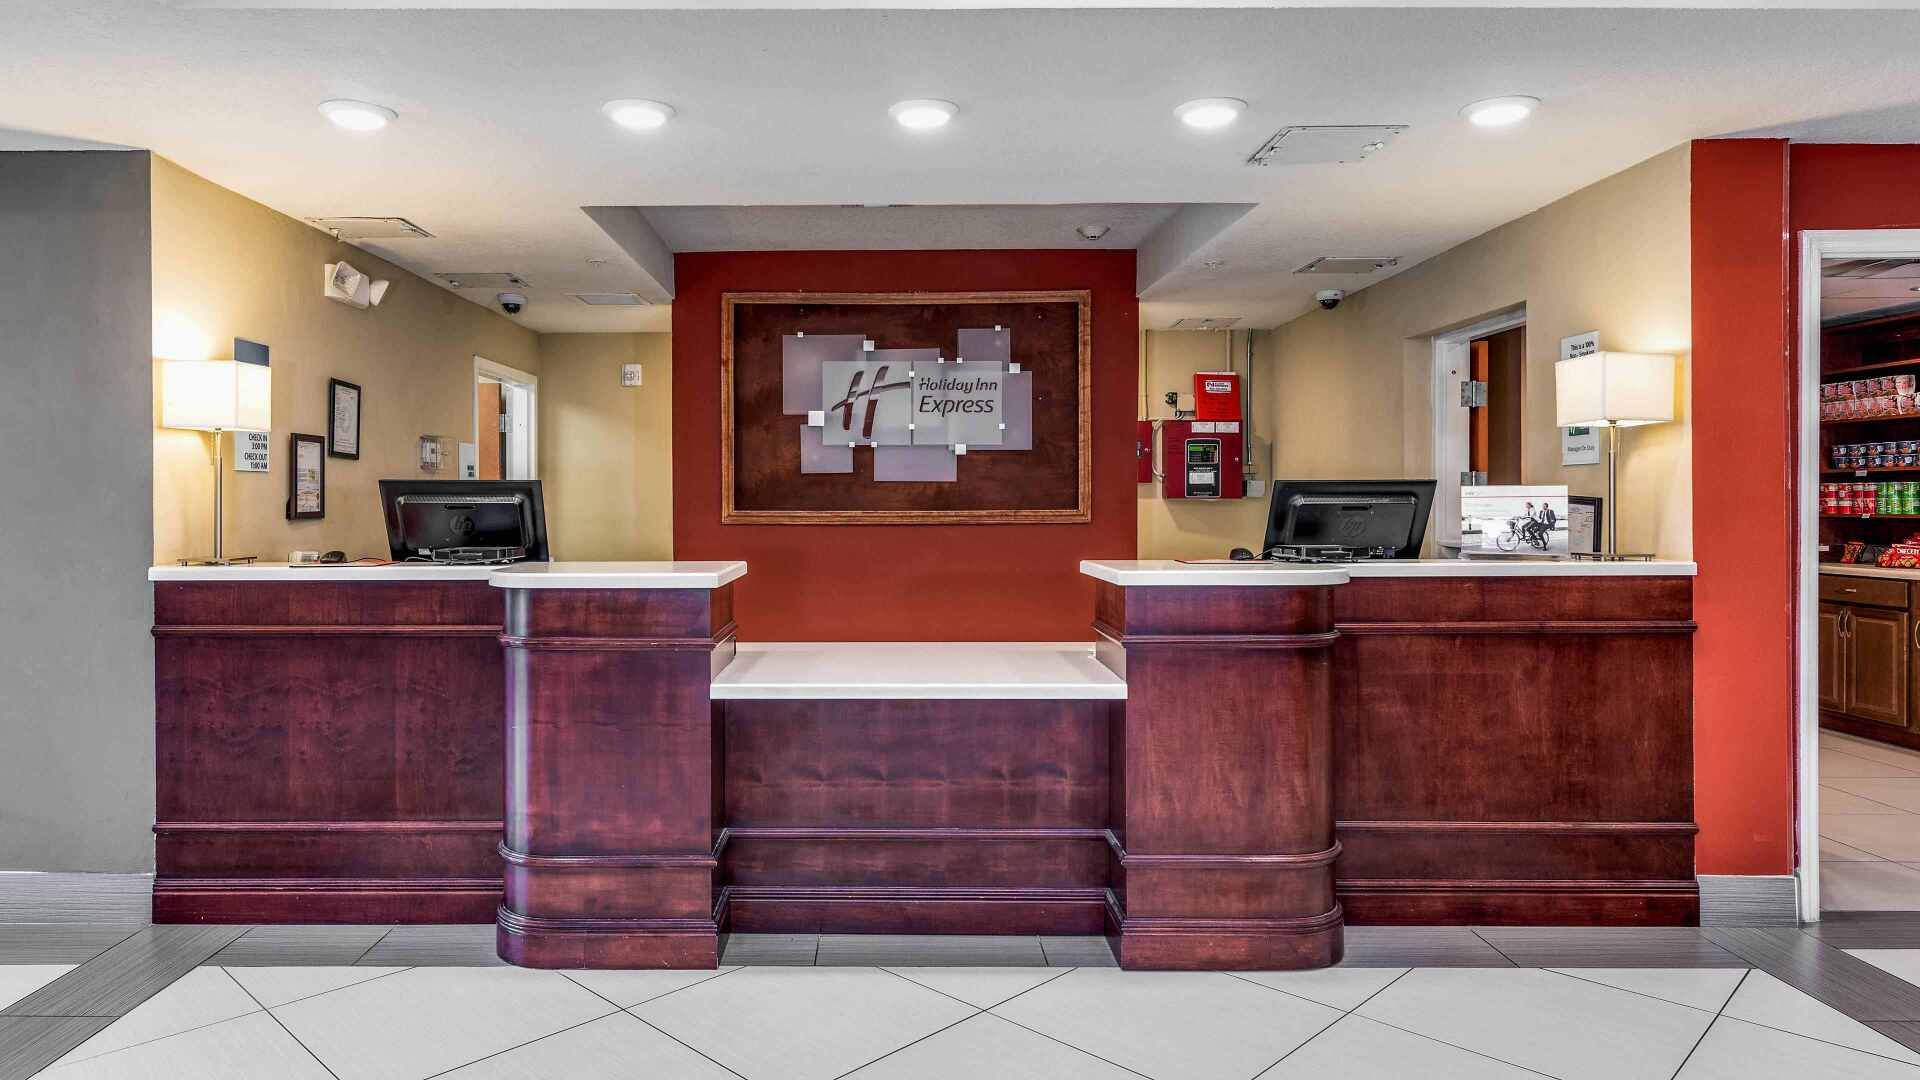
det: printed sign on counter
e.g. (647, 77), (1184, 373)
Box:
(236, 431), (270, 472)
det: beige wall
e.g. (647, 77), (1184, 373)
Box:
(535, 333), (675, 561)
(1264, 144), (1694, 558)
(1136, 328), (1273, 558)
(150, 156), (540, 564)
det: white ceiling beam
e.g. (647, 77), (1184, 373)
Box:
(581, 206), (676, 303)
(1136, 203), (1256, 297)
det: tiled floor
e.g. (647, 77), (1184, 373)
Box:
(6, 925), (1920, 1078)
(1820, 728), (1920, 910)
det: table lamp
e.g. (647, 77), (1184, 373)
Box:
(162, 355), (270, 565)
(1554, 350), (1675, 561)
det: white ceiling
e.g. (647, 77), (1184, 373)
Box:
(639, 204), (1185, 253)
(1823, 259), (1920, 323)
(9, 2), (1920, 332)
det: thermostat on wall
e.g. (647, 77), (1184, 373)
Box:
(621, 363), (643, 387)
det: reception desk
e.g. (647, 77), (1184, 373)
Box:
(150, 556), (1696, 970)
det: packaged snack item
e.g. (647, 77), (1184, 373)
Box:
(1898, 374), (1917, 396)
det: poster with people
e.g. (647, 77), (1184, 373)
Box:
(1461, 485), (1571, 556)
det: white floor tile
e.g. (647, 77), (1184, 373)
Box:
(844, 1013), (1139, 1079)
(53, 967), (260, 1064)
(224, 965), (405, 1008)
(1822, 734), (1920, 772)
(1845, 949), (1920, 989)
(437, 1012), (737, 1079)
(270, 965), (614, 1080)
(633, 967), (976, 1080)
(1261, 1013), (1542, 1079)
(1819, 835), (1886, 862)
(1721, 970), (1920, 1064)
(0, 964), (72, 1010)
(1821, 750), (1920, 780)
(1233, 966), (1409, 1011)
(559, 966), (735, 1008)
(1821, 784), (1907, 814)
(1824, 777), (1920, 813)
(1354, 967), (1713, 1080)
(992, 968), (1341, 1080)
(1818, 814), (1920, 861)
(1548, 968), (1748, 1013)
(1677, 1016), (1920, 1079)
(43, 1011), (333, 1080)
(882, 966), (1066, 1009)
(1820, 860), (1920, 910)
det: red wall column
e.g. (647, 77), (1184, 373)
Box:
(1690, 138), (1796, 876)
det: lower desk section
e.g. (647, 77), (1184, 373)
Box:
(152, 569), (1697, 966)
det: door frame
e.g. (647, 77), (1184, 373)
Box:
(1430, 307), (1526, 551)
(1794, 228), (1920, 922)
(472, 356), (539, 480)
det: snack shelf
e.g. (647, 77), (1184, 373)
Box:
(1823, 468), (1920, 476)
(1821, 513), (1920, 519)
(1821, 356), (1920, 380)
(1821, 416), (1920, 427)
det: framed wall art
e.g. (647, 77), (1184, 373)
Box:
(287, 432), (325, 520)
(720, 290), (1091, 525)
(328, 378), (361, 460)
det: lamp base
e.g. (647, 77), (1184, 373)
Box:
(177, 555), (258, 567)
(1570, 551), (1655, 562)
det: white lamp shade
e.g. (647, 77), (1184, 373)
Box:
(162, 358), (271, 432)
(1555, 351), (1675, 428)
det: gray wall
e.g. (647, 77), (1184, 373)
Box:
(0, 151), (155, 871)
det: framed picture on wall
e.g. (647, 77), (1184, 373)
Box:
(328, 378), (361, 459)
(287, 433), (325, 519)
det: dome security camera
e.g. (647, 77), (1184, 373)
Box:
(497, 292), (526, 315)
(1315, 289), (1345, 310)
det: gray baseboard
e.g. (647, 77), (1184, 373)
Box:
(0, 871), (152, 927)
(1698, 874), (1800, 926)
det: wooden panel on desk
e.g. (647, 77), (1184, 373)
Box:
(1819, 573), (1908, 609)
(153, 581), (505, 924)
(1845, 605), (1910, 726)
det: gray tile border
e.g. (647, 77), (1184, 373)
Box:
(1338, 927), (1515, 968)
(1807, 912), (1920, 949)
(1038, 937), (1117, 968)
(0, 926), (140, 965)
(0, 1016), (115, 1080)
(356, 924), (504, 967)
(718, 933), (818, 967)
(0, 873), (151, 929)
(816, 935), (1046, 968)
(1698, 875), (1800, 927)
(1703, 926), (1920, 1023)
(1473, 927), (1747, 968)
(0, 924), (248, 1018)
(206, 924), (395, 967)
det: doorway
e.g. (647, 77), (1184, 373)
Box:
(473, 356), (537, 481)
(1797, 230), (1920, 922)
(1430, 308), (1526, 553)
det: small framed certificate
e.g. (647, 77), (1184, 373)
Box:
(288, 433), (325, 520)
(329, 378), (361, 460)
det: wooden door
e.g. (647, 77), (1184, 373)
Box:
(1818, 603), (1847, 714)
(477, 380), (504, 481)
(1846, 605), (1911, 727)
(1468, 339), (1489, 475)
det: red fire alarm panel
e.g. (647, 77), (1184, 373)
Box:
(1194, 371), (1242, 421)
(1159, 419), (1243, 499)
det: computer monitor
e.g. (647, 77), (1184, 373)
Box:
(378, 480), (549, 562)
(1262, 479), (1437, 560)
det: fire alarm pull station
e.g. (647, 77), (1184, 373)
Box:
(1159, 419), (1243, 499)
(1135, 420), (1155, 484)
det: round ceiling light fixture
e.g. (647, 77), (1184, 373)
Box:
(603, 99), (676, 131)
(318, 99), (397, 133)
(1175, 98), (1246, 131)
(1461, 95), (1540, 128)
(889, 99), (957, 131)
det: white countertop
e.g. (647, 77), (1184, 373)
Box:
(490, 561), (748, 590)
(1080, 558), (1696, 586)
(710, 642), (1127, 700)
(1819, 563), (1920, 581)
(150, 562), (498, 582)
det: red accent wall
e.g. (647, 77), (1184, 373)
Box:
(1690, 139), (1795, 876)
(671, 250), (1139, 641)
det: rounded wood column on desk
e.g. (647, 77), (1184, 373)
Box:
(1084, 561), (1347, 971)
(492, 562), (745, 969)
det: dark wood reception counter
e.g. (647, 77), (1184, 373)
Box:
(150, 556), (1697, 971)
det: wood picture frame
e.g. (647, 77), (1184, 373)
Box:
(720, 290), (1092, 525)
(328, 378), (362, 460)
(287, 432), (325, 520)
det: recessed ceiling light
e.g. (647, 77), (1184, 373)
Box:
(603, 99), (676, 131)
(889, 99), (957, 131)
(1175, 98), (1246, 131)
(318, 100), (397, 133)
(1461, 95), (1540, 128)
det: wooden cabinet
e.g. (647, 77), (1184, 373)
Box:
(1819, 574), (1916, 738)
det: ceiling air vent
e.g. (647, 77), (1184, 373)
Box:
(434, 272), (530, 290)
(1296, 256), (1400, 275)
(574, 292), (650, 307)
(1168, 316), (1243, 330)
(1247, 125), (1406, 167)
(308, 216), (434, 240)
